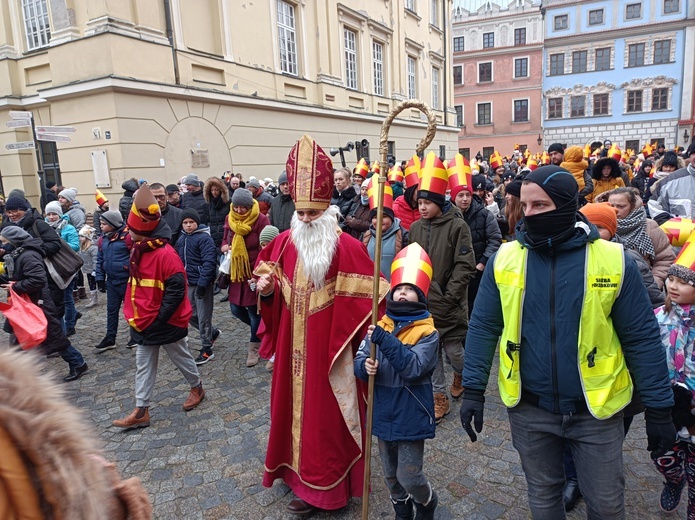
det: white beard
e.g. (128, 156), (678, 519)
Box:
(290, 205), (340, 288)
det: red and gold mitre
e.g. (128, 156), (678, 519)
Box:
(418, 152), (448, 196)
(355, 158), (369, 179)
(642, 143), (653, 157)
(523, 148), (531, 159)
(540, 151), (550, 165)
(447, 154), (472, 197)
(489, 151), (503, 170)
(660, 218), (695, 248)
(285, 134), (333, 210)
(404, 155), (422, 188)
(609, 144), (622, 162)
(371, 161), (380, 175)
(127, 183), (161, 236)
(95, 189), (108, 207)
(584, 144), (592, 159)
(527, 158), (539, 171)
(367, 177), (394, 212)
(514, 143), (520, 151)
(390, 243), (434, 296)
(387, 165), (404, 184)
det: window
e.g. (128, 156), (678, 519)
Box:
(405, 0), (415, 11)
(407, 56), (416, 98)
(572, 51), (587, 73)
(514, 99), (529, 122)
(548, 98), (563, 119)
(483, 32), (494, 48)
(432, 68), (439, 110)
(453, 36), (464, 52)
(455, 105), (464, 127)
(549, 53), (564, 76)
(372, 41), (383, 96)
(589, 9), (604, 25)
(627, 90), (643, 112)
(628, 43), (645, 66)
(453, 65), (463, 85)
(479, 62), (492, 82)
(626, 3), (642, 19)
(277, 1), (298, 75)
(22, 0), (51, 50)
(595, 48), (611, 71)
(430, 0), (438, 26)
(554, 15), (568, 30)
(344, 28), (358, 90)
(482, 147), (495, 161)
(654, 40), (671, 64)
(459, 148), (470, 160)
(570, 96), (585, 117)
(652, 87), (668, 110)
(593, 93), (609, 115)
(625, 139), (640, 152)
(477, 103), (492, 125)
(664, 0), (679, 14)
(514, 28), (526, 46)
(514, 58), (528, 78)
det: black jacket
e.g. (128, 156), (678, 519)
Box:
(203, 178), (230, 252)
(0, 210), (62, 259)
(462, 197), (502, 265)
(118, 179), (140, 221)
(181, 189), (210, 224)
(269, 193), (295, 232)
(331, 186), (358, 222)
(161, 204), (183, 247)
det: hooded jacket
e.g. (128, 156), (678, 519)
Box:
(344, 195), (371, 239)
(181, 188), (210, 224)
(118, 179), (140, 221)
(560, 146), (594, 201)
(63, 201), (86, 232)
(651, 165), (695, 220)
(203, 177), (230, 251)
(393, 186), (420, 231)
(252, 188), (273, 215)
(175, 224), (217, 288)
(586, 158), (625, 203)
(331, 185), (357, 222)
(96, 226), (130, 282)
(0, 209), (62, 259)
(269, 192), (295, 232)
(47, 214), (79, 251)
(408, 203), (476, 341)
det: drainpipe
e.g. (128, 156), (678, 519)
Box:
(163, 0), (180, 85)
(442, 0), (448, 129)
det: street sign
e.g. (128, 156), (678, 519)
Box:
(5, 141), (35, 150)
(8, 110), (32, 119)
(35, 125), (75, 134)
(37, 133), (70, 143)
(5, 120), (32, 128)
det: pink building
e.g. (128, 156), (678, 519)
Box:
(452, 0), (544, 162)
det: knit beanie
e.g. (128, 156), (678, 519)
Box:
(247, 179), (261, 190)
(259, 225), (280, 244)
(181, 208), (201, 225)
(44, 201), (63, 216)
(58, 188), (77, 204)
(669, 264), (695, 286)
(8, 189), (25, 200)
(166, 184), (180, 194)
(100, 210), (123, 229)
(231, 188), (254, 208)
(5, 196), (29, 211)
(505, 180), (522, 198)
(0, 226), (32, 246)
(579, 203), (618, 237)
(472, 174), (487, 191)
(525, 165), (579, 209)
(548, 143), (565, 154)
(278, 171), (288, 185)
(662, 151), (679, 169)
(183, 174), (200, 186)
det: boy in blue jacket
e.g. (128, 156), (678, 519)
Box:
(354, 243), (439, 520)
(176, 208), (221, 364)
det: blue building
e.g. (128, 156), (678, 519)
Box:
(541, 0), (691, 152)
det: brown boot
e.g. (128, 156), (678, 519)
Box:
(112, 407), (150, 429)
(183, 383), (205, 411)
(78, 287), (88, 299)
(450, 373), (464, 399)
(434, 393), (449, 424)
(246, 341), (260, 367)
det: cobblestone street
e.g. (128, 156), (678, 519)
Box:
(15, 297), (687, 519)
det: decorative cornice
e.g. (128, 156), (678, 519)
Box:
(620, 76), (678, 89)
(544, 81), (616, 97)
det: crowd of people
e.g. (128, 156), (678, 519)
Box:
(1, 134), (695, 519)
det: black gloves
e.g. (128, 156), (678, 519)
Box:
(97, 280), (106, 292)
(645, 407), (677, 460)
(195, 285), (207, 299)
(459, 388), (485, 442)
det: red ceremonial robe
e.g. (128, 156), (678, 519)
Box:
(255, 230), (389, 510)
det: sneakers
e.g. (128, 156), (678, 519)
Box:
(95, 337), (116, 351)
(660, 479), (686, 512)
(183, 383), (205, 411)
(126, 339), (138, 349)
(113, 407), (150, 429)
(212, 329), (221, 344)
(195, 351), (215, 365)
(451, 373), (464, 399)
(434, 393), (449, 424)
(63, 363), (88, 382)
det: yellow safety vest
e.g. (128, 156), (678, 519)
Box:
(493, 239), (633, 419)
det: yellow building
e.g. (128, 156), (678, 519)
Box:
(0, 0), (458, 211)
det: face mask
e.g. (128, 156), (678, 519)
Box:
(523, 199), (577, 246)
(445, 194), (451, 202)
(361, 195), (369, 205)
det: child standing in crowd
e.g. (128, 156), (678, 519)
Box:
(78, 225), (99, 308)
(257, 224), (279, 371)
(652, 249), (695, 515)
(354, 243), (440, 520)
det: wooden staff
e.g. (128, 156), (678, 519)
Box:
(362, 99), (437, 520)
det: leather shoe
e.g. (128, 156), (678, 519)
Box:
(113, 407), (150, 429)
(286, 498), (316, 515)
(563, 478), (582, 512)
(182, 384), (205, 411)
(63, 363), (88, 382)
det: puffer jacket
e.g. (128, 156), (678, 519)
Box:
(203, 177), (230, 252)
(175, 224), (217, 288)
(462, 197), (502, 266)
(95, 226), (130, 282)
(363, 217), (407, 281)
(46, 215), (79, 252)
(586, 158), (625, 203)
(253, 190), (273, 215)
(408, 203), (476, 342)
(181, 188), (210, 224)
(64, 202), (86, 231)
(331, 186), (357, 222)
(652, 166), (695, 220)
(0, 209), (62, 259)
(269, 193), (295, 232)
(393, 186), (419, 231)
(118, 179), (140, 221)
(354, 313), (439, 441)
(642, 218), (676, 289)
(463, 220), (674, 414)
(344, 196), (371, 239)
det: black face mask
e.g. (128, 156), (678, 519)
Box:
(523, 198), (578, 246)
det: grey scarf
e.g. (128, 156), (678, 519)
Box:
(616, 207), (655, 259)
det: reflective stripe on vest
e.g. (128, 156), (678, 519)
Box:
(493, 239), (633, 419)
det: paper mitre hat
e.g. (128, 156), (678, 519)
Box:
(417, 152), (448, 207)
(95, 189), (108, 207)
(387, 165), (404, 184)
(367, 176), (394, 210)
(661, 218), (695, 248)
(390, 243), (434, 296)
(669, 231), (695, 286)
(404, 155), (422, 188)
(489, 151), (503, 170)
(447, 153), (473, 198)
(584, 144), (592, 159)
(527, 158), (539, 171)
(540, 151), (551, 165)
(354, 158), (369, 179)
(127, 183), (161, 236)
(285, 134), (333, 210)
(609, 144), (622, 162)
(371, 160), (380, 175)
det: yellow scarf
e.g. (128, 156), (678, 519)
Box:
(227, 200), (260, 282)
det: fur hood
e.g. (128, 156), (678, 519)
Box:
(654, 154), (686, 172)
(591, 157), (621, 180)
(204, 177), (230, 204)
(0, 349), (152, 519)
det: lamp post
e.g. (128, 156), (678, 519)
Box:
(684, 129), (690, 144)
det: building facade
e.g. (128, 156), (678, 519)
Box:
(0, 0), (458, 210)
(451, 0), (543, 161)
(541, 0), (693, 152)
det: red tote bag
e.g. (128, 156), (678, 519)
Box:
(0, 285), (48, 349)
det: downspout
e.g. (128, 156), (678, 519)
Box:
(442, 0), (448, 128)
(163, 0), (181, 85)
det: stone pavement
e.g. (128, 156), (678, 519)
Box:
(21, 295), (686, 519)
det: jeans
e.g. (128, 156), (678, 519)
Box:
(106, 279), (128, 341)
(230, 303), (261, 342)
(187, 284), (217, 351)
(63, 282), (76, 330)
(60, 343), (85, 370)
(432, 338), (464, 395)
(377, 438), (431, 504)
(508, 400), (625, 520)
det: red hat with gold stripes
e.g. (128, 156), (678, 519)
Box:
(661, 218), (695, 248)
(127, 183), (161, 236)
(609, 143), (622, 162)
(489, 151), (504, 170)
(387, 165), (404, 184)
(367, 176), (394, 220)
(527, 158), (539, 171)
(390, 243), (434, 296)
(669, 230), (695, 286)
(285, 134), (333, 210)
(370, 160), (380, 175)
(354, 158), (369, 180)
(417, 152), (448, 208)
(540, 151), (551, 165)
(404, 155), (422, 188)
(95, 189), (108, 207)
(447, 153), (473, 198)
